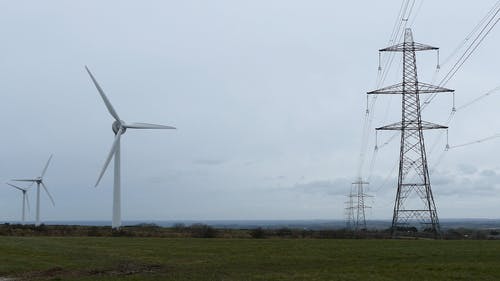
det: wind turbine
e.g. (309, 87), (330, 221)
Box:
(85, 66), (176, 229)
(5, 183), (31, 224)
(12, 155), (55, 226)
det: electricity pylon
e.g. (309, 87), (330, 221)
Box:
(345, 188), (355, 230)
(368, 28), (454, 238)
(345, 178), (370, 231)
(353, 178), (370, 230)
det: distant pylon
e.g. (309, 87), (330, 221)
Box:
(345, 187), (355, 229)
(345, 178), (370, 231)
(353, 178), (370, 230)
(368, 28), (454, 238)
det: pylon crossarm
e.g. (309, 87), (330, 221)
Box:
(376, 121), (447, 131)
(417, 83), (454, 94)
(351, 181), (369, 185)
(380, 42), (438, 52)
(367, 82), (454, 95)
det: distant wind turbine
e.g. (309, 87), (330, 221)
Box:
(12, 154), (55, 226)
(85, 66), (176, 229)
(6, 183), (31, 224)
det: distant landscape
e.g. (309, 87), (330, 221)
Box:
(3, 218), (500, 230)
(1, 218), (500, 240)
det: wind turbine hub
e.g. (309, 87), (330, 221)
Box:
(112, 120), (126, 135)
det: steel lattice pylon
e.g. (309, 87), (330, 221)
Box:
(345, 179), (370, 231)
(345, 188), (355, 230)
(368, 28), (454, 238)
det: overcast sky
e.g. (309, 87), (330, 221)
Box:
(0, 0), (498, 223)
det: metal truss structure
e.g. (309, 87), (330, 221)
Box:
(345, 179), (370, 231)
(368, 28), (454, 238)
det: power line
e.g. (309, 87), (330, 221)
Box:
(448, 133), (500, 149)
(356, 0), (416, 179)
(440, 1), (500, 68)
(364, 0), (417, 179)
(422, 3), (500, 108)
(414, 3), (500, 170)
(409, 0), (424, 27)
(422, 86), (500, 174)
(455, 85), (500, 111)
(440, 16), (499, 86)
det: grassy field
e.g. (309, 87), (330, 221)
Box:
(0, 237), (500, 280)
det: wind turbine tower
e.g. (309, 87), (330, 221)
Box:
(12, 155), (55, 226)
(85, 66), (176, 229)
(6, 183), (31, 224)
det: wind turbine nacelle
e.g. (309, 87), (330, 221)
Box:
(112, 120), (126, 135)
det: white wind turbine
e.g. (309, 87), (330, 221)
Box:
(6, 183), (31, 224)
(85, 66), (176, 229)
(11, 155), (55, 226)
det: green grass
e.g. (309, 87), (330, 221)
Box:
(0, 237), (500, 280)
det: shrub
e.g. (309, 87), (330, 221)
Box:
(190, 224), (218, 238)
(276, 228), (292, 238)
(250, 227), (266, 239)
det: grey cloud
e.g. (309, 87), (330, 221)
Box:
(480, 169), (497, 177)
(193, 159), (226, 166)
(457, 164), (477, 175)
(431, 172), (456, 186)
(433, 167), (500, 197)
(293, 179), (351, 196)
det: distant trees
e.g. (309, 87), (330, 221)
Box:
(189, 224), (218, 238)
(0, 223), (498, 240)
(172, 223), (186, 232)
(250, 227), (266, 239)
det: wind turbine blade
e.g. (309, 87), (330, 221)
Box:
(95, 128), (123, 187)
(85, 66), (121, 122)
(25, 193), (31, 213)
(12, 179), (37, 182)
(123, 122), (176, 130)
(41, 154), (53, 178)
(40, 182), (55, 206)
(6, 183), (26, 192)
